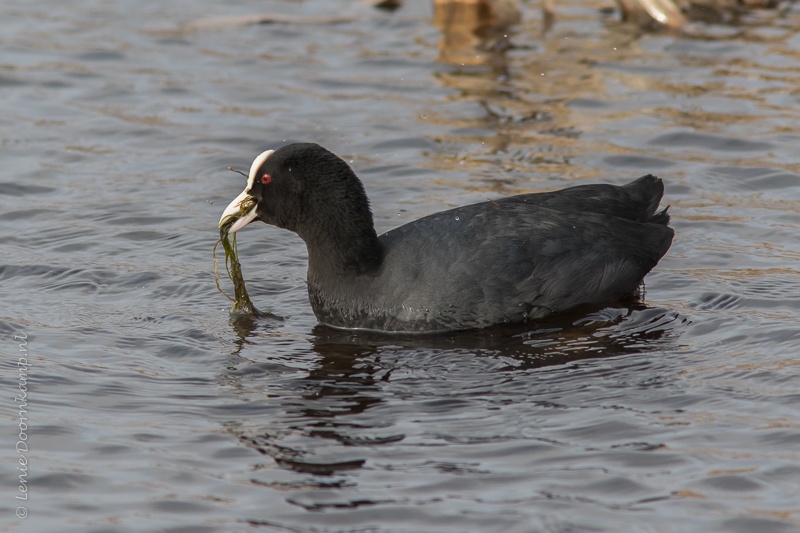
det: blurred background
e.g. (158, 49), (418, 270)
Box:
(1, 0), (800, 531)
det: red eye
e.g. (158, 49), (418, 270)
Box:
(261, 173), (271, 184)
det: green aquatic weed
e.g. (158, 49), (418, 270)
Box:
(214, 196), (259, 316)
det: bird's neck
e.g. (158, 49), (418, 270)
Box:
(301, 218), (384, 282)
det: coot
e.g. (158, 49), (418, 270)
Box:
(220, 143), (673, 333)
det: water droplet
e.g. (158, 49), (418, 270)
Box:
(455, 216), (460, 221)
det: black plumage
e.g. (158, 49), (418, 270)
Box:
(224, 142), (673, 333)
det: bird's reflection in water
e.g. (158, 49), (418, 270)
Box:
(228, 313), (260, 356)
(223, 302), (685, 480)
(309, 302), (685, 371)
(223, 314), (386, 480)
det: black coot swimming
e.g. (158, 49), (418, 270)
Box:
(220, 143), (673, 333)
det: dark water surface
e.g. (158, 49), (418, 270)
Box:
(2, 0), (800, 531)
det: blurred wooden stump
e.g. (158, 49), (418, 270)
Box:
(616, 0), (687, 30)
(433, 0), (522, 29)
(616, 0), (790, 30)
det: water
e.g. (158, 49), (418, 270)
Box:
(2, 0), (800, 531)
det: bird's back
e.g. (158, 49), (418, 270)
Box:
(500, 174), (669, 224)
(312, 176), (673, 332)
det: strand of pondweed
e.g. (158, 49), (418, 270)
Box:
(213, 238), (236, 304)
(214, 192), (260, 315)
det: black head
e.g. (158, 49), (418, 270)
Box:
(220, 143), (382, 272)
(248, 143), (371, 236)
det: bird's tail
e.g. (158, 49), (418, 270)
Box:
(622, 174), (670, 224)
